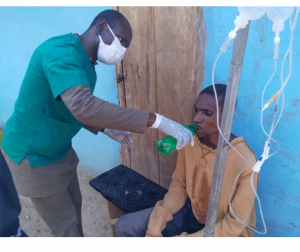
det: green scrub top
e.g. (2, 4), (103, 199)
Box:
(2, 33), (97, 167)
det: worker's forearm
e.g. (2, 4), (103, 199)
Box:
(83, 124), (102, 135)
(147, 113), (156, 127)
(60, 85), (149, 134)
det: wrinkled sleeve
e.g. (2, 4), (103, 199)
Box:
(60, 85), (149, 134)
(146, 149), (188, 237)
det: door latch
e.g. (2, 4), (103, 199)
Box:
(117, 75), (124, 83)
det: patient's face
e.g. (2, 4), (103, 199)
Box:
(192, 93), (222, 140)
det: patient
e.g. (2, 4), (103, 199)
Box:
(116, 84), (258, 237)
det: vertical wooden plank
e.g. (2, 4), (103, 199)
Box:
(117, 7), (206, 188)
(118, 7), (159, 183)
(106, 200), (125, 237)
(154, 7), (205, 188)
(115, 59), (131, 168)
(195, 7), (206, 98)
(106, 200), (125, 220)
(114, 6), (131, 168)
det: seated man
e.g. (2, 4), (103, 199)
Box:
(116, 84), (258, 237)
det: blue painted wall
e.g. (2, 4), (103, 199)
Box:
(0, 7), (121, 178)
(1, 6), (299, 237)
(201, 7), (300, 237)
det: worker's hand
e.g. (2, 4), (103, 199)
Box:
(152, 114), (194, 150)
(103, 129), (133, 148)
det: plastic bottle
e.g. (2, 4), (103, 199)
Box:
(221, 6), (268, 52)
(266, 6), (295, 59)
(156, 124), (197, 156)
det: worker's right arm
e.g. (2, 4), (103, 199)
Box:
(60, 85), (149, 134)
(146, 149), (188, 237)
(43, 43), (193, 147)
(60, 85), (194, 149)
(82, 124), (103, 135)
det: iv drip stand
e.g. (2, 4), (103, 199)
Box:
(203, 23), (250, 237)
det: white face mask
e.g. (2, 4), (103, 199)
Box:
(97, 24), (127, 65)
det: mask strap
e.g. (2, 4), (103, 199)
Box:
(99, 34), (104, 44)
(99, 23), (114, 44)
(106, 24), (116, 38)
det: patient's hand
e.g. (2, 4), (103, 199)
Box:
(173, 232), (188, 237)
(145, 229), (163, 237)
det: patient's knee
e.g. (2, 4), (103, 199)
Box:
(116, 215), (131, 237)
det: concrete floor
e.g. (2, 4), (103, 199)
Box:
(19, 176), (113, 237)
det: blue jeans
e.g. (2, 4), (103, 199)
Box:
(116, 198), (204, 237)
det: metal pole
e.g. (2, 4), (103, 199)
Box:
(203, 23), (250, 237)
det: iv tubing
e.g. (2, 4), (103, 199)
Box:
(262, 7), (299, 157)
(212, 52), (267, 234)
(248, 7), (298, 232)
(262, 7), (299, 111)
(213, 7), (299, 234)
(212, 52), (248, 169)
(260, 59), (280, 151)
(274, 8), (299, 131)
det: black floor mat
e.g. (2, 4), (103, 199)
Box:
(89, 165), (168, 213)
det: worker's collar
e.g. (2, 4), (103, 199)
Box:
(73, 33), (97, 65)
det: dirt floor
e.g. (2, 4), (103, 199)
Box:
(19, 176), (113, 237)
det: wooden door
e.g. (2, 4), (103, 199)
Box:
(115, 6), (206, 189)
